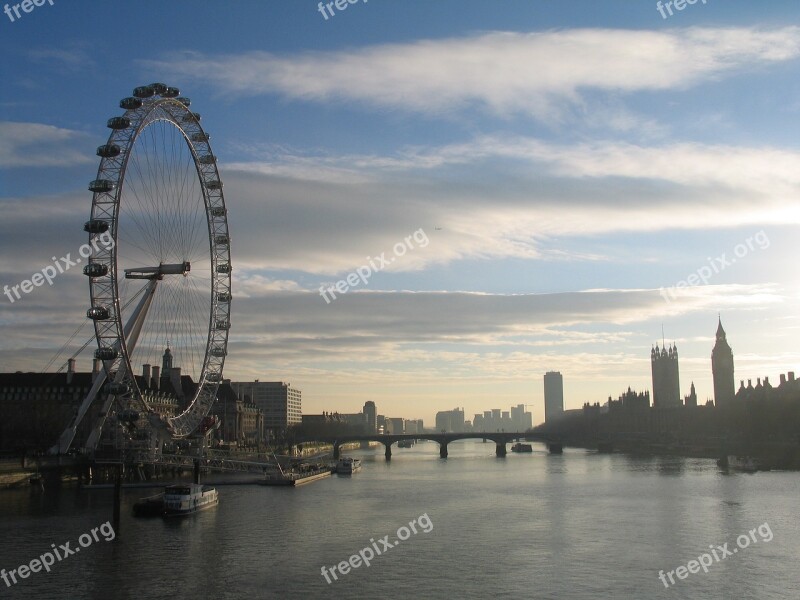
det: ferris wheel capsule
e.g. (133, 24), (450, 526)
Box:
(87, 306), (110, 320)
(120, 97), (143, 110)
(96, 144), (121, 158)
(107, 116), (131, 130)
(84, 219), (110, 234)
(133, 86), (155, 98)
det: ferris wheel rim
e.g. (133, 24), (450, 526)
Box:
(85, 83), (232, 439)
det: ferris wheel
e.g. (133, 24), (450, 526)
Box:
(56, 83), (231, 453)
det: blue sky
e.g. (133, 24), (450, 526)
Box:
(2, 1), (800, 425)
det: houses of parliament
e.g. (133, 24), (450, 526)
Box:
(546, 318), (800, 463)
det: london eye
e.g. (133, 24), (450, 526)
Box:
(55, 83), (232, 454)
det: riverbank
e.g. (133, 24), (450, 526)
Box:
(554, 437), (800, 470)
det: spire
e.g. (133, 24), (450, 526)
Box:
(162, 345), (173, 372)
(716, 316), (725, 340)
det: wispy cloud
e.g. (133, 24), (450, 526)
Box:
(143, 27), (800, 121)
(0, 121), (93, 168)
(27, 44), (95, 72)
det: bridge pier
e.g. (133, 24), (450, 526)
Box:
(333, 443), (341, 460)
(548, 443), (563, 454)
(384, 443), (392, 460)
(496, 442), (507, 457)
(439, 443), (448, 458)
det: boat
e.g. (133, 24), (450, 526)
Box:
(260, 463), (331, 487)
(337, 456), (362, 474)
(725, 455), (761, 473)
(337, 456), (361, 474)
(511, 443), (533, 453)
(162, 483), (219, 516)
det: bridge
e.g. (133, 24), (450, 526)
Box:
(296, 431), (561, 459)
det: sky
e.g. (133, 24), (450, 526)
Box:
(2, 0), (800, 427)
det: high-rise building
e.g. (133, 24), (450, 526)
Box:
(473, 413), (485, 430)
(651, 343), (681, 408)
(544, 371), (564, 422)
(387, 417), (405, 434)
(435, 408), (465, 432)
(363, 401), (377, 433)
(712, 318), (735, 408)
(229, 381), (301, 431)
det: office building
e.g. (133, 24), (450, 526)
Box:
(230, 380), (302, 431)
(544, 371), (564, 423)
(363, 401), (377, 433)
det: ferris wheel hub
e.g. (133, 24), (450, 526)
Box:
(124, 262), (191, 280)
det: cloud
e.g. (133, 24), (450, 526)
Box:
(27, 44), (95, 72)
(143, 27), (800, 120)
(0, 121), (93, 168)
(215, 132), (800, 276)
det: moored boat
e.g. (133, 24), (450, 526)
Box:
(511, 443), (533, 453)
(337, 456), (362, 474)
(260, 463), (331, 486)
(725, 455), (761, 473)
(162, 483), (218, 516)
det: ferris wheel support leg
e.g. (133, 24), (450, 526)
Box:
(84, 279), (159, 452)
(50, 367), (108, 455)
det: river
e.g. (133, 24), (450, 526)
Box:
(0, 440), (797, 599)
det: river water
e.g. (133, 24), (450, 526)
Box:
(0, 440), (797, 599)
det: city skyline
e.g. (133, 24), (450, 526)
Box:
(3, 2), (800, 426)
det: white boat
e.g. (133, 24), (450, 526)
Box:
(163, 483), (219, 516)
(337, 456), (362, 474)
(726, 455), (760, 473)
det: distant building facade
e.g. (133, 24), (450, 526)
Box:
(230, 381), (302, 432)
(608, 387), (650, 411)
(363, 401), (377, 433)
(510, 404), (533, 431)
(405, 419), (423, 434)
(651, 343), (681, 408)
(684, 382), (698, 408)
(211, 382), (264, 447)
(435, 408), (465, 433)
(387, 417), (405, 434)
(544, 371), (564, 422)
(712, 318), (735, 408)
